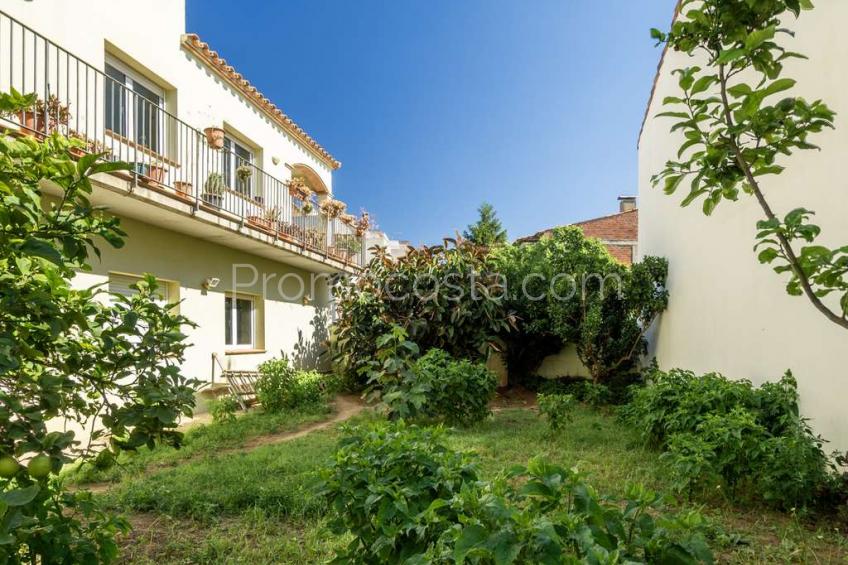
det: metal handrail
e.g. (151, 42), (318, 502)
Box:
(0, 8), (364, 267)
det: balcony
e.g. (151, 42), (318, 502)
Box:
(0, 10), (364, 269)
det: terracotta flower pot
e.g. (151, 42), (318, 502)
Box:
(248, 216), (274, 232)
(204, 127), (225, 150)
(17, 110), (46, 136)
(148, 164), (167, 183)
(174, 181), (193, 201)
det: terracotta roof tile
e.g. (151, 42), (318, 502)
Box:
(181, 34), (341, 170)
(515, 209), (638, 265)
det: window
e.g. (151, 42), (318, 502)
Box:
(222, 136), (254, 196)
(108, 273), (172, 305)
(225, 294), (254, 348)
(104, 59), (165, 153)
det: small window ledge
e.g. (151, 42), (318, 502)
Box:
(224, 349), (267, 356)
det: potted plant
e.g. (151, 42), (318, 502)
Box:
(202, 172), (225, 207)
(18, 95), (70, 136)
(285, 177), (311, 200)
(319, 198), (346, 218)
(204, 126), (225, 149)
(236, 164), (253, 186)
(248, 206), (279, 232)
(300, 198), (314, 215)
(340, 213), (356, 226)
(305, 227), (324, 248)
(68, 130), (112, 159)
(355, 211), (371, 237)
(174, 180), (193, 201)
(147, 159), (167, 184)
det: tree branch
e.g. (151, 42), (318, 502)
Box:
(717, 64), (848, 330)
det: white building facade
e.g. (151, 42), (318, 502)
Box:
(639, 1), (848, 450)
(1, 0), (367, 381)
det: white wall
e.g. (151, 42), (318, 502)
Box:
(2, 0), (335, 191)
(639, 1), (848, 450)
(76, 214), (333, 382)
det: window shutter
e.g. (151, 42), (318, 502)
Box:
(108, 274), (170, 304)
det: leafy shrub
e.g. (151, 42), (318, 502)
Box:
(320, 421), (479, 563)
(362, 330), (497, 426)
(361, 325), (425, 420)
(624, 368), (838, 511)
(411, 348), (497, 426)
(322, 421), (714, 564)
(330, 238), (516, 388)
(537, 392), (576, 433)
(492, 227), (669, 384)
(210, 395), (240, 424)
(256, 357), (327, 412)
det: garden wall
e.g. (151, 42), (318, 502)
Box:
(638, 0), (848, 451)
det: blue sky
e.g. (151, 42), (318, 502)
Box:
(187, 0), (677, 245)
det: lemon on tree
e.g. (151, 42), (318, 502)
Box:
(27, 454), (52, 479)
(0, 455), (19, 478)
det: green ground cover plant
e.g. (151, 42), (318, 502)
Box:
(321, 420), (713, 564)
(537, 392), (577, 433)
(256, 356), (332, 412)
(622, 368), (844, 511)
(92, 406), (847, 563)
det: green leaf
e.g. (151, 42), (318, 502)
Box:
(702, 194), (719, 216)
(745, 26), (776, 50)
(89, 161), (133, 175)
(717, 49), (745, 64)
(690, 75), (716, 96)
(758, 248), (779, 264)
(20, 238), (63, 266)
(1, 485), (39, 507)
(763, 78), (796, 98)
(454, 524), (488, 563)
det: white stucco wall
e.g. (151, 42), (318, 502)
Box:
(74, 214), (333, 382)
(639, 1), (848, 450)
(2, 0), (335, 190)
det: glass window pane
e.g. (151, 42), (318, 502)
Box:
(236, 298), (253, 345)
(234, 143), (253, 196)
(104, 64), (127, 136)
(224, 296), (233, 345)
(132, 81), (161, 153)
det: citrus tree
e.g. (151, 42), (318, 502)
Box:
(0, 90), (198, 562)
(651, 0), (848, 330)
(493, 227), (668, 384)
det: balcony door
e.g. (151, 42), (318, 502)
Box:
(222, 136), (254, 197)
(104, 59), (165, 155)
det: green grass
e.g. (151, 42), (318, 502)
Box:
(97, 405), (846, 564)
(101, 417), (351, 521)
(67, 403), (333, 485)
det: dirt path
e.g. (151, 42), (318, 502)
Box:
(219, 394), (364, 454)
(81, 394), (366, 494)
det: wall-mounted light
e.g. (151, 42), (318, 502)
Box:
(202, 277), (220, 290)
(272, 156), (280, 166)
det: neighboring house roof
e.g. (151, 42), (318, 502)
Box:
(516, 209), (639, 264)
(637, 0), (683, 148)
(181, 34), (341, 170)
(517, 208), (638, 244)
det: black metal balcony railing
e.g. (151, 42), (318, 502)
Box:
(0, 10), (363, 268)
